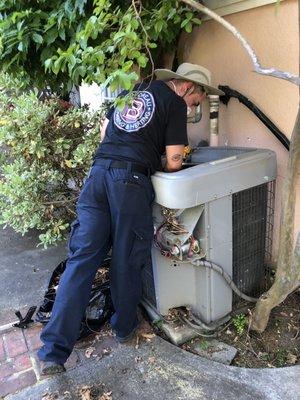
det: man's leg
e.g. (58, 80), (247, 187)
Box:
(38, 166), (111, 364)
(105, 167), (154, 339)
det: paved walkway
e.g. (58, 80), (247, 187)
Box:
(0, 227), (66, 326)
(0, 322), (122, 398)
(1, 323), (299, 400)
(0, 227), (299, 399)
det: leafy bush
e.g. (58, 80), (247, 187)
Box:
(0, 74), (104, 247)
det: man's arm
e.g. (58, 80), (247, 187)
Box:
(165, 144), (185, 172)
(100, 118), (110, 141)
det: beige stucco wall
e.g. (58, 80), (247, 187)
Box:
(179, 0), (299, 259)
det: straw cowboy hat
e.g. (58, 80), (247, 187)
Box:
(154, 63), (224, 96)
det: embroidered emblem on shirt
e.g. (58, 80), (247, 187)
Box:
(114, 91), (155, 133)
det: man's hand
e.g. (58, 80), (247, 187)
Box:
(165, 144), (185, 172)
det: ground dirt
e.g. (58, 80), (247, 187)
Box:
(39, 259), (299, 370)
(180, 292), (300, 368)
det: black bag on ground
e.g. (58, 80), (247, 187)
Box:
(35, 257), (114, 341)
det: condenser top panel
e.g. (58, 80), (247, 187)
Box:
(151, 147), (277, 209)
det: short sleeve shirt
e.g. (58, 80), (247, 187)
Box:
(94, 80), (188, 173)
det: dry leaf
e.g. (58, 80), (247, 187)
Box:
(141, 333), (155, 341)
(280, 312), (288, 317)
(79, 386), (92, 400)
(65, 159), (73, 168)
(258, 352), (268, 358)
(287, 353), (297, 364)
(85, 347), (95, 358)
(99, 391), (112, 400)
(42, 393), (58, 400)
(148, 356), (156, 364)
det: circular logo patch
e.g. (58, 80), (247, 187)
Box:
(114, 91), (155, 133)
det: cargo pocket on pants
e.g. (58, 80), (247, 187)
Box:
(68, 219), (80, 256)
(129, 227), (153, 270)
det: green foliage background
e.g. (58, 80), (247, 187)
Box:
(0, 0), (201, 94)
(0, 1), (202, 246)
(0, 74), (104, 246)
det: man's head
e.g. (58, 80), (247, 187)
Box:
(154, 63), (224, 99)
(155, 63), (224, 123)
(168, 79), (206, 108)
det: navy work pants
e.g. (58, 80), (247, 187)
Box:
(38, 159), (154, 364)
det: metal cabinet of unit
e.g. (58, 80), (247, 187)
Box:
(142, 147), (277, 324)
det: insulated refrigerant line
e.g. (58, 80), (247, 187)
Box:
(176, 258), (259, 332)
(181, 258), (258, 303)
(143, 256), (259, 334)
(178, 311), (227, 333)
(141, 297), (218, 336)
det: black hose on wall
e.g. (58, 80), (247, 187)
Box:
(218, 85), (290, 151)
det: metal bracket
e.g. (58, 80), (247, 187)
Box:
(12, 306), (37, 329)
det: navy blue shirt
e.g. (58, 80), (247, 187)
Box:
(94, 80), (188, 173)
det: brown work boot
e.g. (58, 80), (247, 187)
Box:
(40, 361), (66, 375)
(116, 325), (138, 343)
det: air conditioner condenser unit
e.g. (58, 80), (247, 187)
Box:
(142, 147), (276, 324)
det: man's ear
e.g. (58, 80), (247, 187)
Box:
(186, 82), (195, 95)
(181, 81), (193, 97)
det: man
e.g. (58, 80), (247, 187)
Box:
(38, 63), (223, 375)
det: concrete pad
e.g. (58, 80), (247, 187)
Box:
(142, 300), (199, 345)
(0, 226), (67, 325)
(6, 336), (300, 400)
(161, 322), (199, 345)
(190, 339), (238, 365)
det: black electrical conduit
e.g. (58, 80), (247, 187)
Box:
(218, 85), (290, 151)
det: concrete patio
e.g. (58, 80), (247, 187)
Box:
(0, 227), (299, 399)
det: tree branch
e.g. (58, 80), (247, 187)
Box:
(181, 0), (300, 86)
(132, 0), (155, 86)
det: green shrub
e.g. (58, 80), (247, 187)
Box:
(0, 76), (104, 247)
(232, 314), (247, 335)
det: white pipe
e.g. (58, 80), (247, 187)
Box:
(0, 320), (19, 333)
(209, 95), (220, 146)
